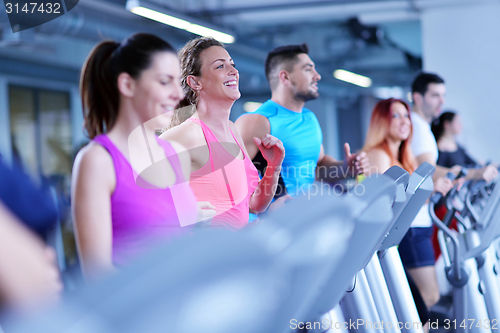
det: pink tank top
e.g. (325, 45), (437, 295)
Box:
(187, 118), (259, 230)
(92, 134), (198, 266)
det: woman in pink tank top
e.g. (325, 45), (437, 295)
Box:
(160, 37), (285, 230)
(72, 33), (200, 280)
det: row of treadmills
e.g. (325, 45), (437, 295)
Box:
(3, 162), (500, 333)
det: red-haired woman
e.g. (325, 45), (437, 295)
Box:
(363, 98), (453, 332)
(363, 98), (416, 174)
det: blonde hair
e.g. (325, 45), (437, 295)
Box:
(169, 37), (224, 128)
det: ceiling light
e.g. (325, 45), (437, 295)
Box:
(126, 0), (235, 44)
(186, 24), (235, 44)
(333, 69), (372, 88)
(130, 7), (190, 30)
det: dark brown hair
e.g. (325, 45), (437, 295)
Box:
(411, 72), (445, 97)
(431, 111), (456, 143)
(265, 43), (309, 90)
(80, 33), (176, 138)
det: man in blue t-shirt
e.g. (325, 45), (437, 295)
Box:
(236, 43), (368, 205)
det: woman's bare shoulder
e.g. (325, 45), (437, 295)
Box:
(366, 147), (389, 158)
(366, 148), (391, 174)
(72, 141), (115, 192)
(74, 142), (114, 172)
(159, 120), (204, 150)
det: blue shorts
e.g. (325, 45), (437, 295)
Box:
(398, 227), (435, 269)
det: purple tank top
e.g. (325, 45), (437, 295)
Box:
(93, 134), (198, 266)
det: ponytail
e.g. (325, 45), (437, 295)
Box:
(80, 41), (120, 139)
(431, 111), (456, 143)
(80, 33), (177, 138)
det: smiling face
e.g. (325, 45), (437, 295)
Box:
(388, 101), (412, 142)
(130, 51), (184, 123)
(287, 53), (321, 102)
(196, 46), (240, 103)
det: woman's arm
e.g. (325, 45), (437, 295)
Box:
(365, 148), (392, 176)
(0, 201), (63, 311)
(244, 137), (285, 214)
(460, 147), (479, 168)
(230, 121), (285, 213)
(159, 121), (208, 172)
(250, 160), (283, 213)
(71, 144), (116, 280)
(164, 127), (216, 225)
(168, 140), (192, 183)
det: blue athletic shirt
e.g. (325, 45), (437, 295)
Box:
(251, 100), (323, 196)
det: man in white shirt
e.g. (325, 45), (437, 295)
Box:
(411, 73), (497, 181)
(402, 72), (498, 324)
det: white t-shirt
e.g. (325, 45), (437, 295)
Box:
(410, 111), (439, 228)
(410, 112), (438, 164)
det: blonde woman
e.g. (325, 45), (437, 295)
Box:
(160, 37), (285, 230)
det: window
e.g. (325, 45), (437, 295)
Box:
(9, 85), (72, 184)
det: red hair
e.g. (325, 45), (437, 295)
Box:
(363, 98), (416, 173)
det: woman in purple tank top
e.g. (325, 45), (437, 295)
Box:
(160, 37), (285, 230)
(72, 33), (205, 280)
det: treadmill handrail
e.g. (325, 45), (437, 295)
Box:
(429, 172), (463, 282)
(378, 162), (435, 251)
(464, 178), (500, 258)
(429, 201), (463, 282)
